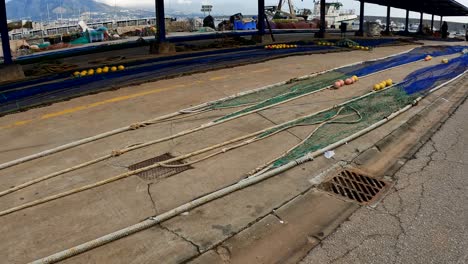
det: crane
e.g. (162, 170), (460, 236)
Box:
(277, 0), (297, 18)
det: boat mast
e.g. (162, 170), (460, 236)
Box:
(288, 0), (296, 18)
(47, 3), (50, 24)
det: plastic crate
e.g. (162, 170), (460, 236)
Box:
(87, 30), (104, 43)
(234, 20), (257, 30)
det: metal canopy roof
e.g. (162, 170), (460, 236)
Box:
(359, 0), (468, 16)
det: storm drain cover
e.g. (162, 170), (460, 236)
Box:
(321, 169), (390, 204)
(128, 153), (191, 181)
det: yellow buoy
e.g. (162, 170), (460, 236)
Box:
(80, 70), (88, 77)
(385, 79), (393, 86)
(102, 67), (109, 73)
(352, 75), (359, 82)
(96, 68), (103, 74)
(111, 66), (117, 72)
(73, 71), (80, 77)
(88, 69), (95, 75)
(118, 65), (125, 71)
(373, 84), (381, 91)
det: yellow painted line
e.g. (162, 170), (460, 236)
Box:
(0, 119), (34, 129)
(40, 106), (87, 119)
(13, 119), (34, 126)
(251, 68), (271, 73)
(0, 84), (187, 130)
(209, 75), (229, 81)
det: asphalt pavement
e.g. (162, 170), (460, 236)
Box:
(301, 96), (468, 264)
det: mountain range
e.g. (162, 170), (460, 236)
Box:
(6, 0), (117, 20)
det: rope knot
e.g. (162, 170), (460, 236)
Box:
(130, 123), (146, 130)
(111, 150), (124, 157)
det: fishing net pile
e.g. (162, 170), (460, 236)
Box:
(264, 53), (467, 168)
(206, 46), (465, 122)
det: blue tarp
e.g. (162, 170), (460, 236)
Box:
(0, 45), (337, 115)
(337, 45), (466, 77)
(401, 54), (468, 95)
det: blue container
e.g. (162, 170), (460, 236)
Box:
(234, 20), (257, 30)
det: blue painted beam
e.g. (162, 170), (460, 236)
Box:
(405, 10), (409, 33)
(358, 1), (365, 34)
(0, 0), (13, 64)
(419, 12), (423, 33)
(386, 5), (391, 33)
(319, 0), (326, 37)
(155, 0), (166, 42)
(258, 0), (265, 35)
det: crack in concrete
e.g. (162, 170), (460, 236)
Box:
(328, 234), (392, 264)
(160, 224), (202, 254)
(441, 130), (462, 161)
(372, 186), (406, 264)
(146, 183), (158, 215)
(412, 139), (438, 219)
(392, 190), (407, 264)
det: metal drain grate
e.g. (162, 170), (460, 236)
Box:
(321, 169), (389, 204)
(128, 153), (191, 181)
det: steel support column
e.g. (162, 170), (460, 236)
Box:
(155, 0), (166, 42)
(385, 5), (391, 33)
(258, 0), (265, 35)
(419, 12), (423, 33)
(405, 10), (409, 33)
(358, 0), (365, 35)
(0, 0), (13, 65)
(319, 0), (326, 37)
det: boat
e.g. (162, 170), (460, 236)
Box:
(266, 0), (357, 30)
(311, 1), (357, 29)
(408, 24), (419, 32)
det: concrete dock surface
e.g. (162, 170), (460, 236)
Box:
(0, 41), (466, 263)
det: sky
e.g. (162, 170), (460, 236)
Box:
(98, 0), (468, 23)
